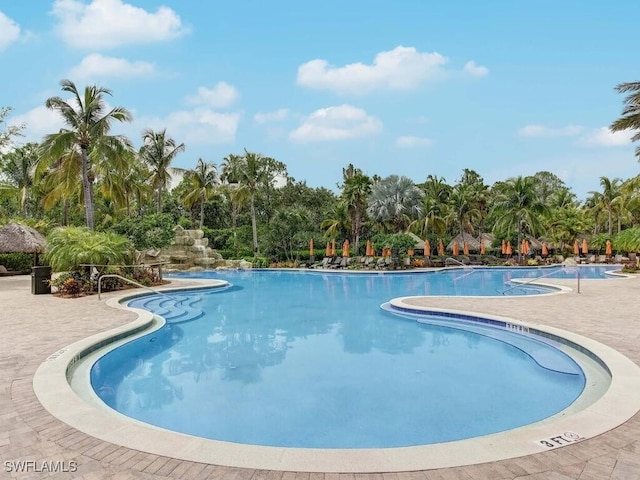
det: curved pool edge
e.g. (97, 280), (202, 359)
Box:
(33, 281), (640, 473)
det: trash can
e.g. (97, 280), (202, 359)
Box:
(31, 266), (52, 295)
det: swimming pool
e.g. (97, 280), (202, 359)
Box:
(89, 268), (613, 448)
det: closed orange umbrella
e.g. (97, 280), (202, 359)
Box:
(331, 238), (336, 256)
(365, 240), (372, 256)
(325, 242), (331, 257)
(452, 240), (459, 256)
(582, 238), (588, 255)
(342, 239), (350, 257)
(480, 239), (485, 255)
(309, 239), (314, 256)
(506, 241), (512, 255)
(573, 240), (579, 256)
(606, 239), (612, 256)
(424, 239), (431, 257)
(501, 240), (506, 255)
(438, 238), (445, 256)
(463, 242), (469, 256)
(541, 242), (548, 257)
(521, 239), (528, 256)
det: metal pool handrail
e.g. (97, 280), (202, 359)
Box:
(98, 274), (184, 302)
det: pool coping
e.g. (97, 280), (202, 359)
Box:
(31, 274), (640, 473)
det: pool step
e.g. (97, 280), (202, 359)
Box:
(128, 294), (205, 324)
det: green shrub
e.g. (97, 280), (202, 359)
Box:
(50, 272), (91, 297)
(110, 213), (175, 250)
(0, 252), (33, 273)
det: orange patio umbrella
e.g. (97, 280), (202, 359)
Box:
(309, 239), (314, 256)
(506, 241), (512, 255)
(331, 238), (336, 256)
(452, 240), (459, 256)
(501, 240), (506, 255)
(424, 239), (431, 257)
(438, 238), (445, 256)
(521, 239), (528, 256)
(480, 238), (485, 255)
(582, 238), (588, 255)
(366, 240), (372, 256)
(325, 242), (331, 257)
(541, 242), (548, 257)
(606, 239), (613, 256)
(573, 240), (579, 256)
(463, 241), (469, 256)
(342, 239), (350, 257)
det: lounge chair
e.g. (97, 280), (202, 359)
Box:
(329, 257), (343, 269)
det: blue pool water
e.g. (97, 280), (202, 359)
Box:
(90, 267), (613, 448)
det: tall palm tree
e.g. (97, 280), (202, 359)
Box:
(589, 176), (621, 236)
(182, 158), (220, 228)
(447, 183), (482, 245)
(491, 176), (549, 262)
(139, 128), (185, 213)
(367, 175), (424, 232)
(411, 175), (450, 238)
(42, 80), (132, 229)
(341, 172), (372, 255)
(221, 153), (250, 255)
(610, 81), (640, 159)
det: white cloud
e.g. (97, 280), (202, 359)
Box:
(463, 60), (488, 77)
(8, 105), (65, 144)
(518, 124), (584, 138)
(289, 104), (381, 142)
(68, 53), (156, 80)
(254, 108), (290, 124)
(51, 0), (188, 49)
(297, 46), (449, 95)
(186, 82), (239, 108)
(143, 109), (241, 145)
(0, 11), (21, 51)
(396, 136), (434, 148)
(580, 127), (632, 147)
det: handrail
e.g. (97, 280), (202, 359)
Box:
(98, 274), (184, 302)
(500, 266), (580, 295)
(445, 257), (471, 268)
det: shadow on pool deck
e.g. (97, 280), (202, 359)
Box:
(2, 273), (640, 479)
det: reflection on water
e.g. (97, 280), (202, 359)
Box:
(91, 269), (589, 448)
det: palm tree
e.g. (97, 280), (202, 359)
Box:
(42, 80), (132, 229)
(0, 143), (39, 216)
(589, 176), (621, 236)
(610, 81), (640, 159)
(182, 158), (220, 229)
(341, 172), (372, 255)
(491, 176), (549, 263)
(139, 128), (185, 213)
(367, 175), (424, 232)
(446, 183), (482, 246)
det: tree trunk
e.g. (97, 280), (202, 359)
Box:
(199, 196), (205, 229)
(157, 187), (163, 214)
(81, 148), (95, 229)
(250, 194), (259, 254)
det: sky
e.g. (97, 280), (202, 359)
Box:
(1, 0), (639, 201)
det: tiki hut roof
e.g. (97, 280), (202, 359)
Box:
(525, 236), (543, 250)
(447, 233), (481, 252)
(0, 222), (47, 254)
(406, 232), (426, 250)
(477, 232), (495, 248)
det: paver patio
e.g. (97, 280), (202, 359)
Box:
(1, 272), (639, 479)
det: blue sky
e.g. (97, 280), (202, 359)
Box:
(1, 1), (639, 200)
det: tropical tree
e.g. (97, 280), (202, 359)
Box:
(589, 176), (621, 236)
(42, 80), (133, 229)
(367, 175), (423, 232)
(610, 81), (640, 159)
(139, 128), (186, 214)
(0, 143), (39, 216)
(491, 176), (549, 262)
(341, 169), (372, 255)
(446, 183), (483, 244)
(181, 158), (220, 229)
(411, 175), (450, 239)
(0, 106), (24, 149)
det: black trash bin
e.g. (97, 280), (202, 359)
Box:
(31, 266), (52, 295)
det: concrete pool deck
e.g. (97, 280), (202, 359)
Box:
(2, 271), (640, 478)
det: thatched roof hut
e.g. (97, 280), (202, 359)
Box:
(447, 232), (481, 252)
(0, 222), (47, 262)
(406, 232), (426, 250)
